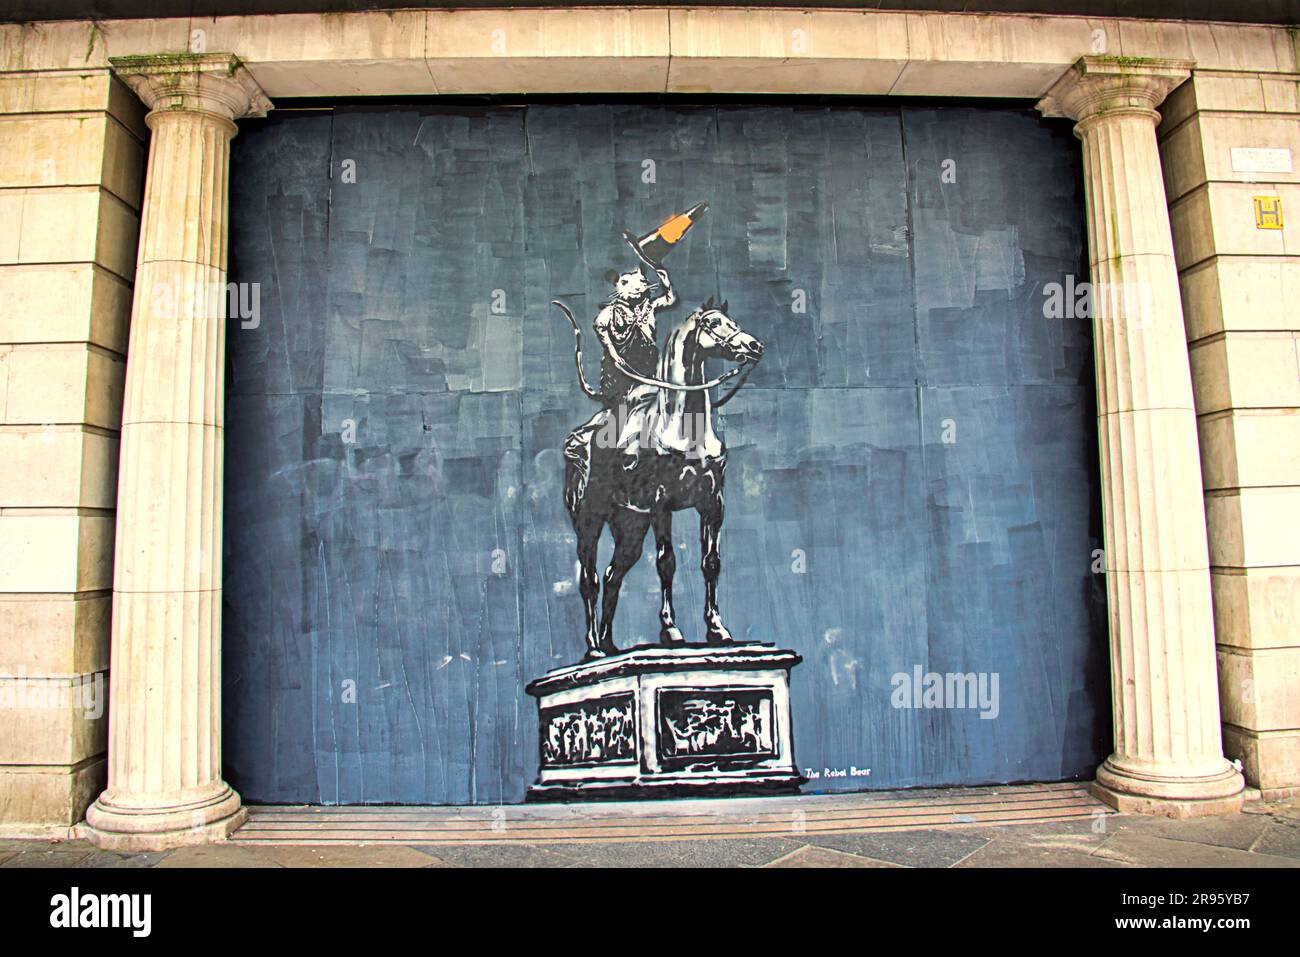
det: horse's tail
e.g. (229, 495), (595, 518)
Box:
(552, 300), (601, 402)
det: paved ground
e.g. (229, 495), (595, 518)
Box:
(2, 793), (1297, 868)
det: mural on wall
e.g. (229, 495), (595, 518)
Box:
(529, 206), (803, 799)
(222, 103), (1111, 807)
(556, 202), (763, 656)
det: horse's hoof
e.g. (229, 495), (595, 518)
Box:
(705, 625), (734, 646)
(585, 640), (618, 661)
(660, 626), (685, 646)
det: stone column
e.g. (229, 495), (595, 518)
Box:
(1039, 56), (1243, 817)
(84, 55), (271, 850)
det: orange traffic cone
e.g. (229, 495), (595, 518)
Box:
(623, 202), (708, 265)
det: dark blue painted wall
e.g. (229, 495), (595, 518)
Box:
(223, 103), (1110, 805)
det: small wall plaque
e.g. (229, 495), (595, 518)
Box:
(1254, 196), (1284, 230)
(1232, 147), (1293, 174)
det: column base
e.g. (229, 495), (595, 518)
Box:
(1092, 757), (1244, 819)
(83, 781), (246, 851)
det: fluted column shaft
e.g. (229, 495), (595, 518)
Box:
(86, 55), (271, 850)
(1039, 57), (1243, 816)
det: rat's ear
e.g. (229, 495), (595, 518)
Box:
(603, 269), (619, 285)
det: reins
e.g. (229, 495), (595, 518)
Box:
(553, 300), (758, 396)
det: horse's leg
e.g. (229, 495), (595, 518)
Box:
(653, 508), (683, 645)
(597, 510), (651, 651)
(575, 512), (604, 659)
(700, 501), (733, 645)
(564, 418), (598, 518)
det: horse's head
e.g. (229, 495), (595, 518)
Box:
(692, 298), (764, 365)
(645, 296), (762, 463)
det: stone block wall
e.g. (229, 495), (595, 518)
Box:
(1160, 70), (1300, 798)
(0, 69), (143, 833)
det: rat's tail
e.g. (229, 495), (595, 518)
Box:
(552, 300), (601, 402)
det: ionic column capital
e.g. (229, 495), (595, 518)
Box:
(109, 53), (272, 129)
(1036, 56), (1193, 130)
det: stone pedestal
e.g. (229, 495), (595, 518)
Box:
(526, 644), (803, 800)
(84, 55), (271, 850)
(1038, 56), (1244, 818)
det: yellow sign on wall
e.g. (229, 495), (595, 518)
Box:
(1254, 196), (1284, 229)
